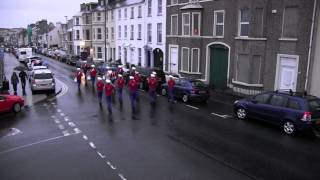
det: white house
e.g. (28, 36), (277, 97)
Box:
(47, 22), (64, 48)
(106, 3), (116, 62)
(92, 0), (106, 62)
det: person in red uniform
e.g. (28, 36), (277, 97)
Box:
(75, 68), (83, 90)
(105, 79), (114, 113)
(134, 71), (141, 101)
(116, 65), (124, 75)
(90, 65), (97, 87)
(167, 75), (175, 103)
(128, 76), (137, 112)
(96, 77), (104, 105)
(116, 74), (125, 106)
(148, 74), (158, 105)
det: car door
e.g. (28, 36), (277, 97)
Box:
(173, 80), (183, 98)
(0, 96), (8, 112)
(263, 94), (288, 124)
(246, 93), (272, 120)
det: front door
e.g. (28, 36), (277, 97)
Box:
(169, 47), (178, 74)
(209, 45), (229, 89)
(153, 48), (164, 69)
(277, 55), (298, 91)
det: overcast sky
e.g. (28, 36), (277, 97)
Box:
(0, 0), (93, 28)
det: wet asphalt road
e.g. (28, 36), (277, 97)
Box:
(1, 54), (320, 180)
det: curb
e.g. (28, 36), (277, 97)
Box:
(31, 87), (63, 107)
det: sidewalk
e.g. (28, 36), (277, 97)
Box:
(209, 88), (247, 105)
(3, 53), (62, 107)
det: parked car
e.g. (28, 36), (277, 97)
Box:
(135, 66), (166, 91)
(26, 56), (42, 69)
(233, 90), (320, 135)
(30, 69), (55, 94)
(97, 62), (119, 75)
(65, 55), (80, 66)
(161, 78), (210, 103)
(28, 65), (48, 80)
(0, 94), (24, 113)
(55, 49), (68, 62)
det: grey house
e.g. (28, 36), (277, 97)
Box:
(166, 0), (320, 96)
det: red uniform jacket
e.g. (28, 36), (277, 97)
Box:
(90, 68), (97, 77)
(168, 79), (175, 91)
(117, 78), (125, 89)
(96, 80), (104, 92)
(128, 79), (137, 93)
(76, 72), (82, 81)
(148, 77), (158, 91)
(116, 68), (124, 75)
(134, 74), (141, 84)
(105, 83), (114, 96)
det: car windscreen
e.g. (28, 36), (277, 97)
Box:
(308, 99), (320, 112)
(34, 73), (53, 79)
(20, 51), (26, 55)
(191, 81), (206, 88)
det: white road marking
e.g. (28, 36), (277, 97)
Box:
(62, 130), (70, 136)
(5, 128), (23, 137)
(60, 113), (65, 116)
(97, 151), (106, 159)
(82, 135), (88, 140)
(54, 119), (60, 124)
(118, 174), (126, 180)
(186, 105), (199, 110)
(74, 128), (81, 134)
(57, 109), (61, 112)
(0, 133), (77, 155)
(58, 124), (65, 130)
(211, 113), (231, 119)
(55, 78), (69, 99)
(64, 117), (70, 121)
(68, 122), (76, 127)
(89, 142), (96, 149)
(107, 161), (117, 170)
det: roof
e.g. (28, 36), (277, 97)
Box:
(33, 69), (52, 74)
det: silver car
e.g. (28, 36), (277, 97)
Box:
(30, 69), (55, 94)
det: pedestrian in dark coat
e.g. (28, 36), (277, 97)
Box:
(11, 72), (19, 95)
(2, 76), (10, 94)
(18, 70), (27, 95)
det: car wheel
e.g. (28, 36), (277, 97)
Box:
(283, 121), (296, 135)
(13, 103), (21, 113)
(236, 108), (247, 120)
(182, 94), (189, 103)
(161, 88), (167, 96)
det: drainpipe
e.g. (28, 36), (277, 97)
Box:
(305, 0), (317, 92)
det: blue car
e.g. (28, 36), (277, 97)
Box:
(161, 79), (210, 103)
(97, 62), (118, 75)
(233, 91), (320, 135)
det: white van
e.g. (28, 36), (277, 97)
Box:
(30, 69), (55, 94)
(18, 48), (32, 63)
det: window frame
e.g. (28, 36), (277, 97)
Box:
(130, 25), (134, 40)
(131, 7), (134, 19)
(111, 27), (114, 41)
(157, 23), (162, 44)
(191, 12), (201, 36)
(181, 47), (190, 72)
(118, 9), (121, 20)
(138, 6), (142, 18)
(124, 25), (127, 39)
(213, 10), (225, 38)
(97, 28), (102, 40)
(97, 47), (103, 59)
(138, 24), (142, 40)
(118, 26), (121, 39)
(147, 0), (152, 17)
(147, 23), (152, 43)
(182, 13), (190, 36)
(238, 9), (250, 37)
(191, 48), (200, 73)
(158, 0), (163, 16)
(97, 12), (101, 21)
(171, 14), (179, 36)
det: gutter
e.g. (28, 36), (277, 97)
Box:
(305, 0), (317, 91)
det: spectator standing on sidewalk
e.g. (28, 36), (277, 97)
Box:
(10, 72), (19, 95)
(128, 76), (137, 113)
(18, 70), (27, 95)
(167, 75), (175, 103)
(116, 74), (125, 106)
(96, 77), (104, 106)
(105, 79), (114, 113)
(2, 76), (10, 94)
(148, 74), (158, 105)
(90, 65), (97, 87)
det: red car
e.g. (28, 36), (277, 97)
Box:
(0, 94), (24, 113)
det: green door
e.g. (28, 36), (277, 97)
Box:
(210, 45), (228, 89)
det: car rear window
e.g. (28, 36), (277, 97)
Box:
(254, 93), (271, 104)
(287, 99), (301, 110)
(269, 95), (288, 107)
(20, 51), (26, 55)
(308, 99), (320, 112)
(34, 73), (53, 79)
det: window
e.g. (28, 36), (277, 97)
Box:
(287, 99), (301, 110)
(97, 28), (102, 40)
(239, 8), (250, 37)
(75, 18), (79, 25)
(85, 15), (90, 24)
(157, 23), (162, 44)
(214, 10), (224, 37)
(124, 8), (127, 19)
(181, 47), (189, 72)
(93, 28), (96, 39)
(308, 99), (320, 112)
(106, 28), (109, 39)
(124, 48), (127, 63)
(77, 46), (80, 55)
(191, 48), (200, 72)
(97, 47), (102, 59)
(111, 11), (114, 21)
(124, 25), (127, 39)
(236, 54), (250, 83)
(171, 14), (178, 35)
(147, 0), (152, 16)
(252, 55), (262, 84)
(253, 8), (264, 37)
(158, 0), (163, 15)
(171, 0), (178, 5)
(138, 48), (142, 65)
(111, 27), (114, 40)
(192, 12), (201, 36)
(182, 13), (190, 36)
(131, 7), (134, 19)
(130, 25), (134, 40)
(118, 9), (121, 20)
(254, 94), (271, 104)
(118, 26), (121, 39)
(282, 7), (298, 38)
(147, 23), (152, 43)
(269, 95), (288, 107)
(138, 24), (142, 39)
(118, 46), (121, 59)
(97, 12), (101, 21)
(76, 30), (80, 40)
(86, 29), (90, 40)
(138, 6), (142, 18)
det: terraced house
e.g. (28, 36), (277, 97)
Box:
(166, 0), (320, 96)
